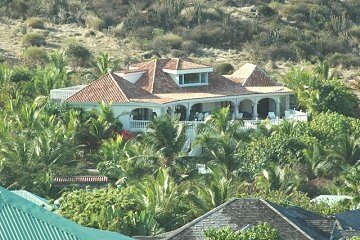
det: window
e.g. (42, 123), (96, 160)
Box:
(179, 73), (208, 86)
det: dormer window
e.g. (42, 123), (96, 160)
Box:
(179, 72), (208, 86)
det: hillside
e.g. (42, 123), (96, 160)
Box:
(0, 0), (359, 83)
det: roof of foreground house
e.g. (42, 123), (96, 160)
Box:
(12, 190), (56, 211)
(134, 198), (336, 240)
(65, 58), (291, 104)
(0, 186), (133, 240)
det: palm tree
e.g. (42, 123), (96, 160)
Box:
(133, 167), (189, 231)
(144, 114), (187, 167)
(326, 133), (360, 167)
(195, 107), (245, 172)
(97, 136), (159, 181)
(187, 165), (240, 215)
(302, 144), (332, 180)
(255, 164), (301, 194)
(95, 52), (120, 76)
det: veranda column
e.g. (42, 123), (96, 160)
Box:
(234, 101), (240, 119)
(276, 97), (281, 117)
(285, 95), (290, 110)
(253, 99), (258, 120)
(186, 103), (191, 120)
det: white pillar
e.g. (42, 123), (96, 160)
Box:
(235, 102), (239, 119)
(186, 103), (191, 120)
(253, 99), (258, 120)
(285, 95), (290, 110)
(276, 97), (281, 118)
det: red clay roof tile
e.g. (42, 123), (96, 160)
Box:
(65, 59), (291, 104)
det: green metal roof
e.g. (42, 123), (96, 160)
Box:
(0, 186), (133, 240)
(11, 190), (57, 211)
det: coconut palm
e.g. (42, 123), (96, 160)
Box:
(195, 107), (245, 172)
(326, 133), (360, 167)
(187, 165), (240, 215)
(302, 143), (333, 180)
(143, 114), (187, 167)
(255, 164), (301, 194)
(133, 167), (189, 231)
(95, 52), (120, 76)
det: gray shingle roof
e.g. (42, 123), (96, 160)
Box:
(134, 198), (335, 240)
(336, 209), (360, 230)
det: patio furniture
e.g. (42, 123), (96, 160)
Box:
(268, 112), (276, 119)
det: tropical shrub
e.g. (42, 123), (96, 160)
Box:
(22, 32), (46, 47)
(26, 17), (46, 29)
(66, 43), (92, 67)
(60, 187), (137, 232)
(204, 222), (280, 240)
(23, 47), (48, 66)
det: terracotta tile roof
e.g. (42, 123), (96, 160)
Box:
(53, 176), (110, 184)
(135, 59), (183, 94)
(65, 72), (163, 103)
(162, 58), (210, 70)
(65, 59), (292, 105)
(231, 63), (279, 87)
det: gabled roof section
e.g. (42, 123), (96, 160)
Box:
(231, 63), (279, 87)
(336, 209), (360, 230)
(65, 72), (162, 103)
(0, 186), (133, 240)
(135, 198), (334, 240)
(134, 59), (183, 94)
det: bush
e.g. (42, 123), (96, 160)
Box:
(10, 67), (33, 82)
(328, 53), (360, 68)
(23, 47), (48, 66)
(215, 63), (235, 75)
(85, 13), (106, 31)
(258, 4), (276, 17)
(264, 44), (296, 61)
(22, 32), (46, 47)
(204, 222), (280, 240)
(66, 43), (92, 67)
(180, 40), (201, 55)
(350, 26), (360, 40)
(26, 17), (46, 29)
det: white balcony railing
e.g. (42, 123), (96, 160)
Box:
(130, 120), (151, 131)
(129, 115), (307, 132)
(50, 85), (88, 101)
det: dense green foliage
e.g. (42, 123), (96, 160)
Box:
(204, 222), (280, 240)
(0, 51), (359, 237)
(285, 61), (358, 116)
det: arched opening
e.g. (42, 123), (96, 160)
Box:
(257, 98), (276, 119)
(190, 103), (203, 121)
(130, 108), (155, 121)
(174, 105), (187, 121)
(239, 99), (253, 119)
(220, 101), (235, 119)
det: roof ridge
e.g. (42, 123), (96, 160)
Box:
(163, 198), (241, 239)
(176, 58), (180, 70)
(109, 72), (130, 102)
(150, 59), (157, 93)
(260, 199), (315, 240)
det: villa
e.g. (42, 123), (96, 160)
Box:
(50, 58), (307, 135)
